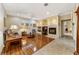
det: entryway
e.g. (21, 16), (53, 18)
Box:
(61, 19), (72, 38)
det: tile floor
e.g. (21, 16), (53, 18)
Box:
(33, 36), (75, 55)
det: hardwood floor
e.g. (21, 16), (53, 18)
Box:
(1, 34), (54, 55)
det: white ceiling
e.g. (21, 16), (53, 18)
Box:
(3, 3), (76, 20)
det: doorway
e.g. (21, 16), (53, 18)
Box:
(42, 26), (48, 35)
(61, 19), (72, 38)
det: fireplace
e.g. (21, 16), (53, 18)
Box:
(49, 28), (56, 34)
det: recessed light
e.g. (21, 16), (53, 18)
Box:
(44, 3), (48, 6)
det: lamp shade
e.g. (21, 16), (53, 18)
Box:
(10, 25), (18, 30)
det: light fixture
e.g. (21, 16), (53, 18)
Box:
(10, 25), (18, 33)
(44, 3), (48, 6)
(10, 25), (18, 30)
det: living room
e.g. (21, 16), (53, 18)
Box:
(0, 3), (78, 55)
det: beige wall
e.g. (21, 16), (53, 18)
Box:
(48, 16), (58, 25)
(72, 12), (77, 51)
(0, 4), (5, 31)
(5, 15), (11, 28)
(36, 20), (42, 26)
(0, 4), (5, 54)
(71, 4), (79, 50)
(42, 19), (48, 26)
